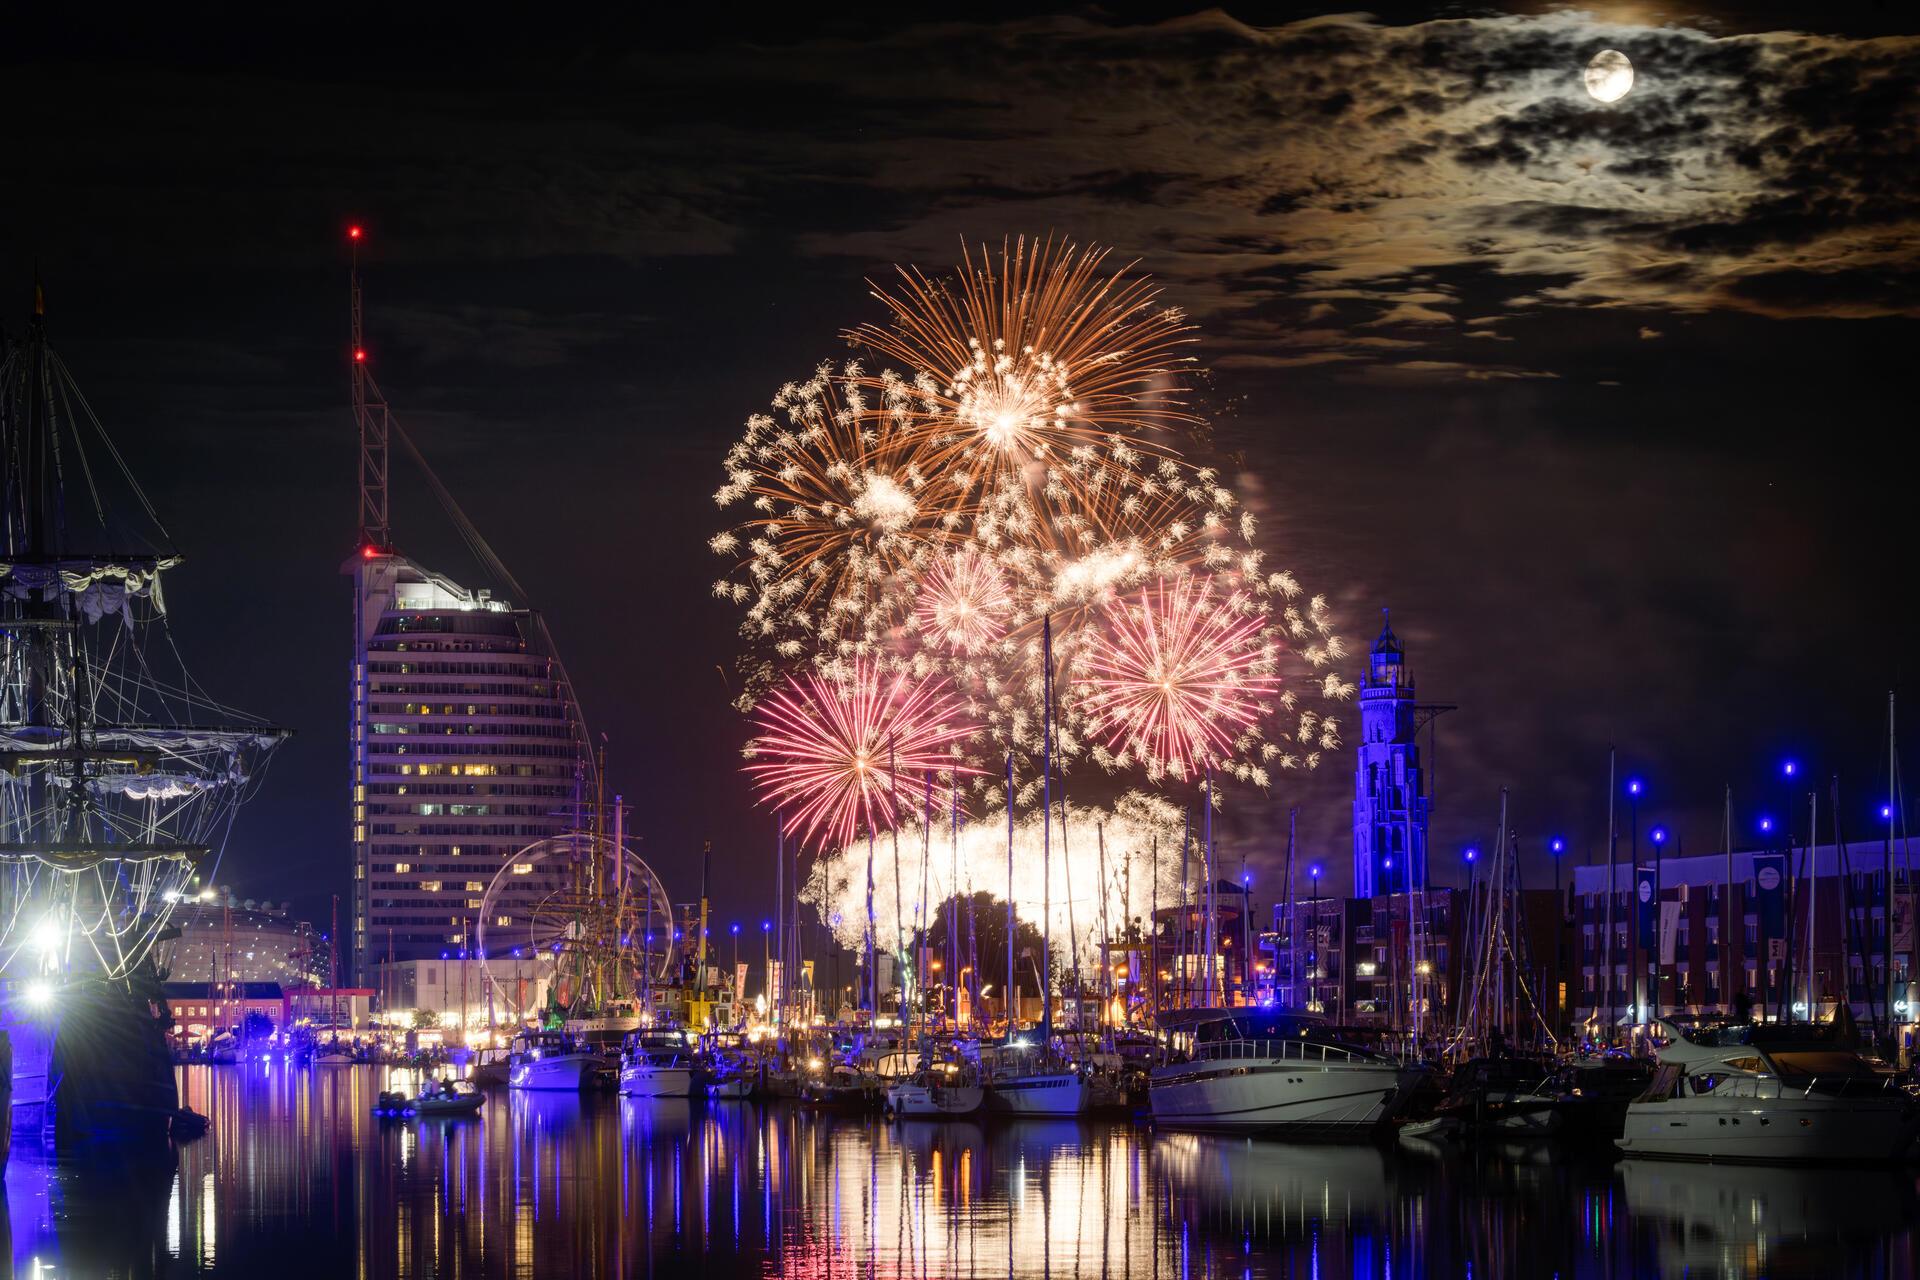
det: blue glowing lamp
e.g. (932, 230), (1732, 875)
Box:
(1309, 864), (1323, 880)
(1783, 760), (1798, 778)
(731, 922), (740, 936)
(1759, 816), (1774, 834)
(762, 920), (772, 933)
(1464, 847), (1479, 864)
(1550, 837), (1566, 855)
(1383, 856), (1393, 871)
(1626, 778), (1643, 797)
(1650, 826), (1668, 845)
(1883, 804), (1895, 821)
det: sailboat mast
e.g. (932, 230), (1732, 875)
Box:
(1005, 753), (1015, 1032)
(1040, 616), (1054, 1035)
(1889, 692), (1899, 1053)
(1606, 748), (1617, 1041)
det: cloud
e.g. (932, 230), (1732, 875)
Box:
(1638, 326), (1663, 339)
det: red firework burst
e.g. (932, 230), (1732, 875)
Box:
(745, 660), (978, 851)
(1080, 576), (1278, 780)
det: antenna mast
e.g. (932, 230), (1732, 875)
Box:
(349, 225), (390, 550)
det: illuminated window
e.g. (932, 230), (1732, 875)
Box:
(465, 881), (484, 892)
(495, 916), (512, 928)
(513, 863), (533, 875)
(421, 880), (442, 892)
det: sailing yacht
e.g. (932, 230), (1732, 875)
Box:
(1149, 1009), (1419, 1139)
(1616, 1019), (1920, 1163)
(984, 1040), (1089, 1116)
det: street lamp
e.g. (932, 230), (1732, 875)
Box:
(1308, 864), (1323, 1013)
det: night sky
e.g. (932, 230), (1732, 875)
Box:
(3, 5), (1914, 930)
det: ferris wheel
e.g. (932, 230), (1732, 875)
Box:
(473, 832), (674, 1020)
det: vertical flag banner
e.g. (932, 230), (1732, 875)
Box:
(1636, 867), (1657, 949)
(1659, 901), (1682, 966)
(1754, 852), (1787, 940)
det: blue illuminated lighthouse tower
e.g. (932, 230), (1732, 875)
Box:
(1352, 611), (1430, 899)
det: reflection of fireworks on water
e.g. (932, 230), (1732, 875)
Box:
(1082, 575), (1279, 784)
(801, 792), (1192, 964)
(743, 659), (978, 853)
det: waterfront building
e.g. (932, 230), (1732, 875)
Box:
(1150, 879), (1260, 1009)
(1352, 613), (1431, 898)
(287, 987), (376, 1030)
(1570, 843), (1918, 1040)
(349, 555), (591, 975)
(164, 981), (288, 1043)
(369, 954), (557, 1033)
(154, 894), (321, 988)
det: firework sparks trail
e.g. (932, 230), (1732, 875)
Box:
(1081, 576), (1280, 783)
(743, 659), (979, 852)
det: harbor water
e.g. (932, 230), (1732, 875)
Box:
(4, 1064), (1918, 1277)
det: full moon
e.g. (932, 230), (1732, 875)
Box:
(1584, 49), (1634, 103)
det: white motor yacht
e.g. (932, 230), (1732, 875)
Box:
(1616, 1019), (1920, 1163)
(508, 1031), (600, 1091)
(618, 1031), (695, 1099)
(1148, 1009), (1417, 1140)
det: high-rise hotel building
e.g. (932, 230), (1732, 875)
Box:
(349, 552), (588, 976)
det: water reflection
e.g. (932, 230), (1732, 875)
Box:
(3, 1064), (1917, 1277)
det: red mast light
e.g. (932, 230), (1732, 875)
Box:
(354, 349), (366, 363)
(349, 225), (363, 240)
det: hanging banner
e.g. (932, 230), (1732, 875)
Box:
(1754, 853), (1787, 942)
(1659, 901), (1682, 966)
(1636, 867), (1657, 949)
(734, 962), (748, 1010)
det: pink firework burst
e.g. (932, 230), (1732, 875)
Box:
(1080, 576), (1278, 781)
(914, 549), (1011, 656)
(745, 660), (979, 851)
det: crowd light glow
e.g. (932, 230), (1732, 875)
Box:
(800, 792), (1189, 965)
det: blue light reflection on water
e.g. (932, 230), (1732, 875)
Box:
(2, 1064), (1918, 1277)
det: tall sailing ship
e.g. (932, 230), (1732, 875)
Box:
(0, 289), (286, 1150)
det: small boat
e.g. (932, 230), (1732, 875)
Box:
(886, 1065), (985, 1118)
(619, 1031), (695, 1099)
(508, 1031), (599, 1091)
(707, 1074), (754, 1100)
(373, 1078), (485, 1118)
(413, 1079), (485, 1116)
(1616, 1019), (1920, 1164)
(470, 1046), (513, 1088)
(984, 1040), (1089, 1116)
(801, 1067), (880, 1110)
